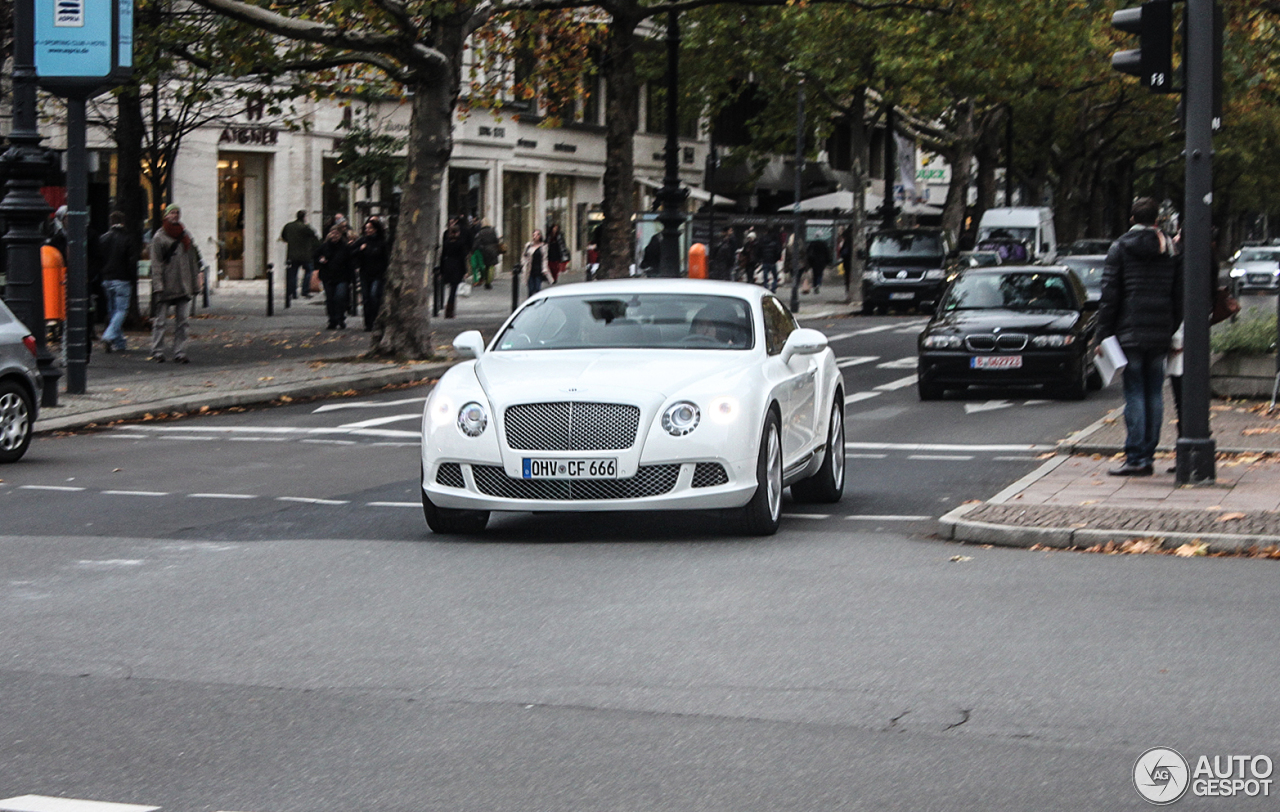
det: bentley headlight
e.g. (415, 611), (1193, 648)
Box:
(457, 401), (489, 437)
(708, 396), (739, 425)
(662, 401), (701, 436)
(922, 334), (963, 349)
(1031, 334), (1076, 347)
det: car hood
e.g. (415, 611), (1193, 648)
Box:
(474, 350), (752, 404)
(930, 309), (1081, 333)
(1234, 261), (1280, 272)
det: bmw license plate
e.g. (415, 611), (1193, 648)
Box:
(888, 292), (915, 301)
(971, 355), (1022, 370)
(523, 458), (618, 479)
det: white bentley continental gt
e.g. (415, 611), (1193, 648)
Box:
(419, 279), (845, 536)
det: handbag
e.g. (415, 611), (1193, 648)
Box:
(309, 268), (321, 293)
(1211, 285), (1240, 325)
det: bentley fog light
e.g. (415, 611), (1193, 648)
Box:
(708, 396), (739, 425)
(457, 401), (489, 437)
(429, 396), (454, 429)
(662, 401), (701, 436)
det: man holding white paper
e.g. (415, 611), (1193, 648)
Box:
(1096, 197), (1182, 477)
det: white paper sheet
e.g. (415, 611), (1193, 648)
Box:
(1096, 336), (1128, 386)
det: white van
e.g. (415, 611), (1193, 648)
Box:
(976, 207), (1057, 262)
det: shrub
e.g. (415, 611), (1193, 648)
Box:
(1211, 311), (1278, 355)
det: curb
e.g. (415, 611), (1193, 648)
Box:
(35, 362), (453, 433)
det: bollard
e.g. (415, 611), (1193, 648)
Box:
(266, 263), (274, 316)
(511, 266), (521, 313)
(432, 266), (442, 317)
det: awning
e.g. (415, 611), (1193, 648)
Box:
(637, 177), (735, 206)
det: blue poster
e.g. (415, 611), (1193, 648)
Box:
(35, 0), (114, 79)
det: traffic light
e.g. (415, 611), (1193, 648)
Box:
(1111, 0), (1174, 93)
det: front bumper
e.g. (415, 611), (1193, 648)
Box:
(918, 348), (1085, 388)
(423, 459), (758, 512)
(863, 279), (947, 308)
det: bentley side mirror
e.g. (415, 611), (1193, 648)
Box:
(453, 330), (486, 359)
(781, 328), (828, 364)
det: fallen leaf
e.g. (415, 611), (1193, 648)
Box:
(950, 555), (972, 562)
(1080, 499), (1098, 506)
(1215, 512), (1246, 522)
(258, 376), (275, 382)
(112, 468), (121, 473)
(279, 395), (293, 402)
(1175, 542), (1209, 557)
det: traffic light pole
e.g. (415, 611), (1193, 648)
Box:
(1176, 0), (1216, 484)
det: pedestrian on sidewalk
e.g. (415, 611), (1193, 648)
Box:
(280, 210), (320, 301)
(473, 219), (502, 289)
(546, 223), (569, 283)
(521, 229), (553, 297)
(440, 218), (472, 319)
(758, 227), (783, 292)
(148, 204), (203, 363)
(353, 216), (389, 332)
(1097, 196), (1182, 476)
(98, 211), (136, 353)
(316, 225), (354, 329)
(806, 237), (831, 295)
(709, 227), (737, 281)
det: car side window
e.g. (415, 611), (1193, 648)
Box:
(762, 296), (797, 356)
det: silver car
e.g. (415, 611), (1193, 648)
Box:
(1227, 246), (1280, 294)
(0, 297), (41, 462)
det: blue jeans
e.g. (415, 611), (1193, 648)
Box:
(760, 261), (779, 291)
(101, 279), (131, 349)
(1121, 348), (1166, 467)
(287, 260), (313, 299)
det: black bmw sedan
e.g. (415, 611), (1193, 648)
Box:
(916, 266), (1100, 401)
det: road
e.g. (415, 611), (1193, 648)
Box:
(2, 314), (1277, 812)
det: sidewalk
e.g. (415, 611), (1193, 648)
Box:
(34, 269), (859, 433)
(941, 392), (1280, 554)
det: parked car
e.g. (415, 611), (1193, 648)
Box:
(860, 227), (955, 314)
(916, 266), (1099, 401)
(0, 297), (41, 463)
(420, 279), (846, 536)
(1061, 238), (1113, 256)
(1058, 254), (1107, 303)
(1227, 246), (1280, 294)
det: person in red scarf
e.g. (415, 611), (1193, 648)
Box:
(148, 204), (203, 363)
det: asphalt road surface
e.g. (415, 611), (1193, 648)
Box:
(3, 314), (1277, 812)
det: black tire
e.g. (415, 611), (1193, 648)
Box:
(421, 486), (490, 534)
(0, 380), (34, 463)
(860, 299), (875, 315)
(917, 377), (944, 401)
(791, 395), (845, 503)
(737, 410), (783, 536)
(1057, 358), (1088, 400)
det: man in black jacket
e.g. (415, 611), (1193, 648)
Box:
(1097, 197), (1182, 476)
(97, 211), (135, 352)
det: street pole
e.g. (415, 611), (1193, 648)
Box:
(65, 94), (90, 394)
(1176, 0), (1216, 484)
(657, 10), (685, 278)
(790, 79), (805, 313)
(0, 0), (60, 406)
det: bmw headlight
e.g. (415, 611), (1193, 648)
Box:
(457, 401), (489, 437)
(1031, 334), (1076, 347)
(922, 334), (963, 349)
(662, 401), (701, 436)
(924, 269), (947, 280)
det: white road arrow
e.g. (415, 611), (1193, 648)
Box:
(964, 400), (1014, 414)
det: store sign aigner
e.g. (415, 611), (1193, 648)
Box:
(34, 0), (133, 93)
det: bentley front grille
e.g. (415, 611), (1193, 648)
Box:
(471, 464), (680, 500)
(435, 463), (465, 488)
(691, 463), (729, 488)
(504, 402), (641, 451)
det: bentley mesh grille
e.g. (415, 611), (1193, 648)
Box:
(504, 402), (641, 451)
(691, 463), (729, 488)
(472, 464), (680, 500)
(435, 463), (465, 488)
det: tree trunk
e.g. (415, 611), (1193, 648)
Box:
(371, 75), (451, 358)
(597, 18), (640, 279)
(845, 85), (868, 303)
(941, 101), (974, 244)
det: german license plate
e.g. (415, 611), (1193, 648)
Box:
(971, 355), (1022, 370)
(523, 458), (618, 479)
(888, 292), (915, 301)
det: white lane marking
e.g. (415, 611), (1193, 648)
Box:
(845, 392), (882, 405)
(118, 425), (418, 439)
(105, 433), (148, 439)
(846, 514), (932, 521)
(847, 453), (888, 459)
(366, 501), (419, 508)
(76, 559), (145, 568)
(371, 442), (419, 448)
(312, 397), (427, 413)
(19, 485), (86, 492)
(964, 400), (1014, 414)
(874, 374), (918, 391)
(337, 413), (421, 429)
(277, 496), (350, 505)
(908, 454), (975, 461)
(846, 442), (1056, 452)
(0, 796), (159, 812)
(825, 319), (929, 341)
(783, 513), (831, 520)
(1022, 399), (1052, 406)
(101, 490), (168, 497)
(188, 493), (258, 500)
(301, 439), (357, 446)
(231, 436), (289, 442)
(993, 455), (1038, 461)
(876, 357), (918, 369)
(159, 435), (217, 441)
(836, 355), (878, 368)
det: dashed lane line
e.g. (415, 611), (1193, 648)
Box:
(825, 319), (929, 342)
(188, 493), (258, 500)
(873, 374), (919, 391)
(0, 796), (159, 812)
(99, 489), (168, 497)
(846, 441), (1056, 453)
(845, 391), (882, 406)
(18, 484), (86, 492)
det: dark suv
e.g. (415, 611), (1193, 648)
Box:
(860, 228), (955, 314)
